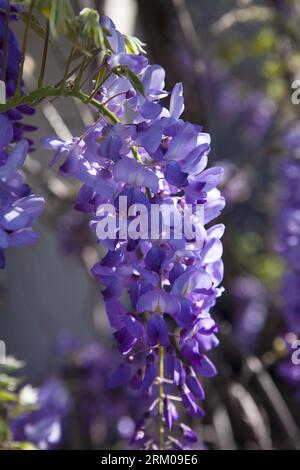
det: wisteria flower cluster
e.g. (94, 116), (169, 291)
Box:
(277, 125), (300, 334)
(43, 17), (225, 449)
(0, 114), (44, 268)
(0, 0), (36, 145)
(276, 124), (300, 395)
(0, 2), (43, 268)
(60, 340), (142, 448)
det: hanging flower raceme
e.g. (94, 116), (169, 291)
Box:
(43, 16), (225, 449)
(0, 114), (44, 268)
(0, 0), (36, 145)
(276, 123), (300, 396)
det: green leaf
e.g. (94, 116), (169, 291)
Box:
(13, 442), (37, 450)
(47, 0), (74, 37)
(94, 66), (107, 90)
(0, 390), (18, 403)
(19, 12), (51, 41)
(77, 8), (104, 50)
(0, 374), (21, 391)
(0, 418), (11, 444)
(124, 35), (147, 55)
(0, 357), (24, 372)
(65, 28), (92, 57)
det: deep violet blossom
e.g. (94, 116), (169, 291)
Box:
(43, 16), (225, 449)
(0, 1), (36, 145)
(277, 123), (300, 396)
(0, 114), (44, 268)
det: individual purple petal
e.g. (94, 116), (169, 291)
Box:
(139, 99), (162, 120)
(172, 268), (212, 296)
(170, 83), (184, 119)
(6, 140), (28, 171)
(147, 314), (168, 346)
(179, 423), (198, 443)
(169, 263), (186, 284)
(0, 250), (5, 269)
(114, 156), (159, 192)
(165, 161), (188, 187)
(165, 123), (198, 161)
(137, 289), (180, 314)
(105, 299), (127, 329)
(136, 122), (163, 153)
(197, 333), (219, 353)
(125, 315), (144, 339)
(163, 398), (178, 431)
(195, 354), (217, 378)
(201, 238), (223, 264)
(181, 339), (202, 366)
(0, 114), (13, 148)
(16, 104), (35, 115)
(130, 369), (143, 390)
(141, 354), (156, 391)
(0, 229), (10, 249)
(204, 189), (225, 224)
(9, 228), (39, 246)
(180, 387), (205, 417)
(40, 136), (66, 150)
(108, 53), (148, 74)
(0, 207), (29, 230)
(114, 326), (137, 354)
(180, 143), (209, 174)
(186, 167), (224, 200)
(143, 65), (166, 94)
(108, 362), (132, 388)
(145, 245), (166, 272)
(174, 299), (194, 328)
(186, 370), (205, 400)
(97, 132), (122, 161)
(17, 195), (45, 219)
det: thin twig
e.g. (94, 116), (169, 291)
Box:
(59, 46), (75, 94)
(38, 19), (50, 88)
(15, 0), (35, 99)
(1, 0), (10, 83)
(158, 345), (164, 450)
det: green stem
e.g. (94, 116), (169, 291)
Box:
(1, 0), (10, 83)
(80, 62), (104, 90)
(59, 46), (75, 94)
(72, 90), (119, 123)
(132, 146), (142, 163)
(158, 345), (164, 450)
(38, 19), (50, 88)
(15, 0), (35, 99)
(88, 70), (113, 103)
(132, 147), (152, 199)
(0, 87), (119, 124)
(74, 55), (88, 90)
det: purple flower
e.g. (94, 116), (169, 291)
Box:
(0, 3), (36, 144)
(11, 378), (70, 450)
(42, 15), (225, 449)
(0, 115), (44, 267)
(147, 314), (168, 346)
(179, 423), (198, 443)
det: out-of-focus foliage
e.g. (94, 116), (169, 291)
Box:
(0, 358), (37, 450)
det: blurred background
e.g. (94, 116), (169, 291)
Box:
(2, 0), (300, 450)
